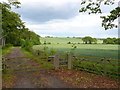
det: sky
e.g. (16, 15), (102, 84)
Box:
(3, 0), (119, 38)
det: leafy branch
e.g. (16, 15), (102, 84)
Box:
(79, 0), (119, 30)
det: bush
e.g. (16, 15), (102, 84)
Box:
(50, 49), (56, 55)
(48, 42), (51, 44)
(21, 39), (33, 51)
(5, 44), (13, 47)
(74, 46), (77, 48)
(67, 42), (71, 44)
(2, 44), (13, 49)
(43, 41), (47, 44)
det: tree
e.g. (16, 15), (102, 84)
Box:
(82, 36), (95, 44)
(67, 42), (71, 44)
(103, 38), (114, 44)
(103, 37), (120, 44)
(82, 37), (88, 44)
(79, 0), (120, 30)
(2, 0), (23, 45)
(116, 38), (120, 44)
(1, 0), (40, 46)
(93, 38), (97, 44)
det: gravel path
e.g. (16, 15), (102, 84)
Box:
(5, 47), (73, 88)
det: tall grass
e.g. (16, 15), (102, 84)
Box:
(2, 46), (14, 56)
(33, 44), (119, 60)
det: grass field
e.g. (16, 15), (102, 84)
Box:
(40, 37), (103, 44)
(33, 37), (119, 60)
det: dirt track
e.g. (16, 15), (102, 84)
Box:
(4, 47), (73, 88)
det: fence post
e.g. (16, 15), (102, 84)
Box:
(54, 55), (59, 70)
(68, 54), (72, 69)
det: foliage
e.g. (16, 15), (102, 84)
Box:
(67, 42), (71, 44)
(103, 38), (120, 44)
(43, 40), (52, 44)
(50, 49), (56, 55)
(92, 38), (97, 44)
(43, 41), (47, 44)
(79, 0), (119, 30)
(82, 36), (97, 44)
(3, 44), (13, 48)
(1, 0), (40, 46)
(48, 42), (51, 44)
(40, 37), (86, 44)
(21, 48), (34, 57)
(21, 39), (33, 51)
(2, 46), (14, 55)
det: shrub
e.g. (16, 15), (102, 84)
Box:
(43, 41), (46, 44)
(67, 42), (71, 44)
(21, 39), (33, 51)
(5, 44), (13, 47)
(48, 42), (51, 44)
(50, 49), (56, 55)
(2, 44), (13, 49)
(74, 46), (77, 48)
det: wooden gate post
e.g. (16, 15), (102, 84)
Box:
(54, 55), (59, 70)
(68, 54), (72, 69)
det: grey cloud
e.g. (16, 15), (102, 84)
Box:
(13, 2), (80, 23)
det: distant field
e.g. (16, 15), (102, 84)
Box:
(33, 37), (119, 60)
(40, 37), (103, 44)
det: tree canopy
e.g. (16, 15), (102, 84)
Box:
(1, 0), (40, 47)
(103, 37), (120, 44)
(79, 0), (120, 30)
(82, 36), (97, 44)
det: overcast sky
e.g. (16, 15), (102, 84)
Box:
(7, 0), (120, 37)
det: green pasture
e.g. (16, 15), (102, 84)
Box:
(40, 37), (103, 44)
(32, 37), (119, 79)
(33, 37), (119, 60)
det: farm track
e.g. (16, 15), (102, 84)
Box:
(3, 47), (73, 88)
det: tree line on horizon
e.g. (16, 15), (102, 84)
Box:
(82, 36), (120, 44)
(42, 36), (120, 45)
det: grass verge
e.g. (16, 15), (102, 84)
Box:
(21, 48), (34, 57)
(2, 46), (14, 56)
(2, 46), (16, 88)
(21, 48), (54, 70)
